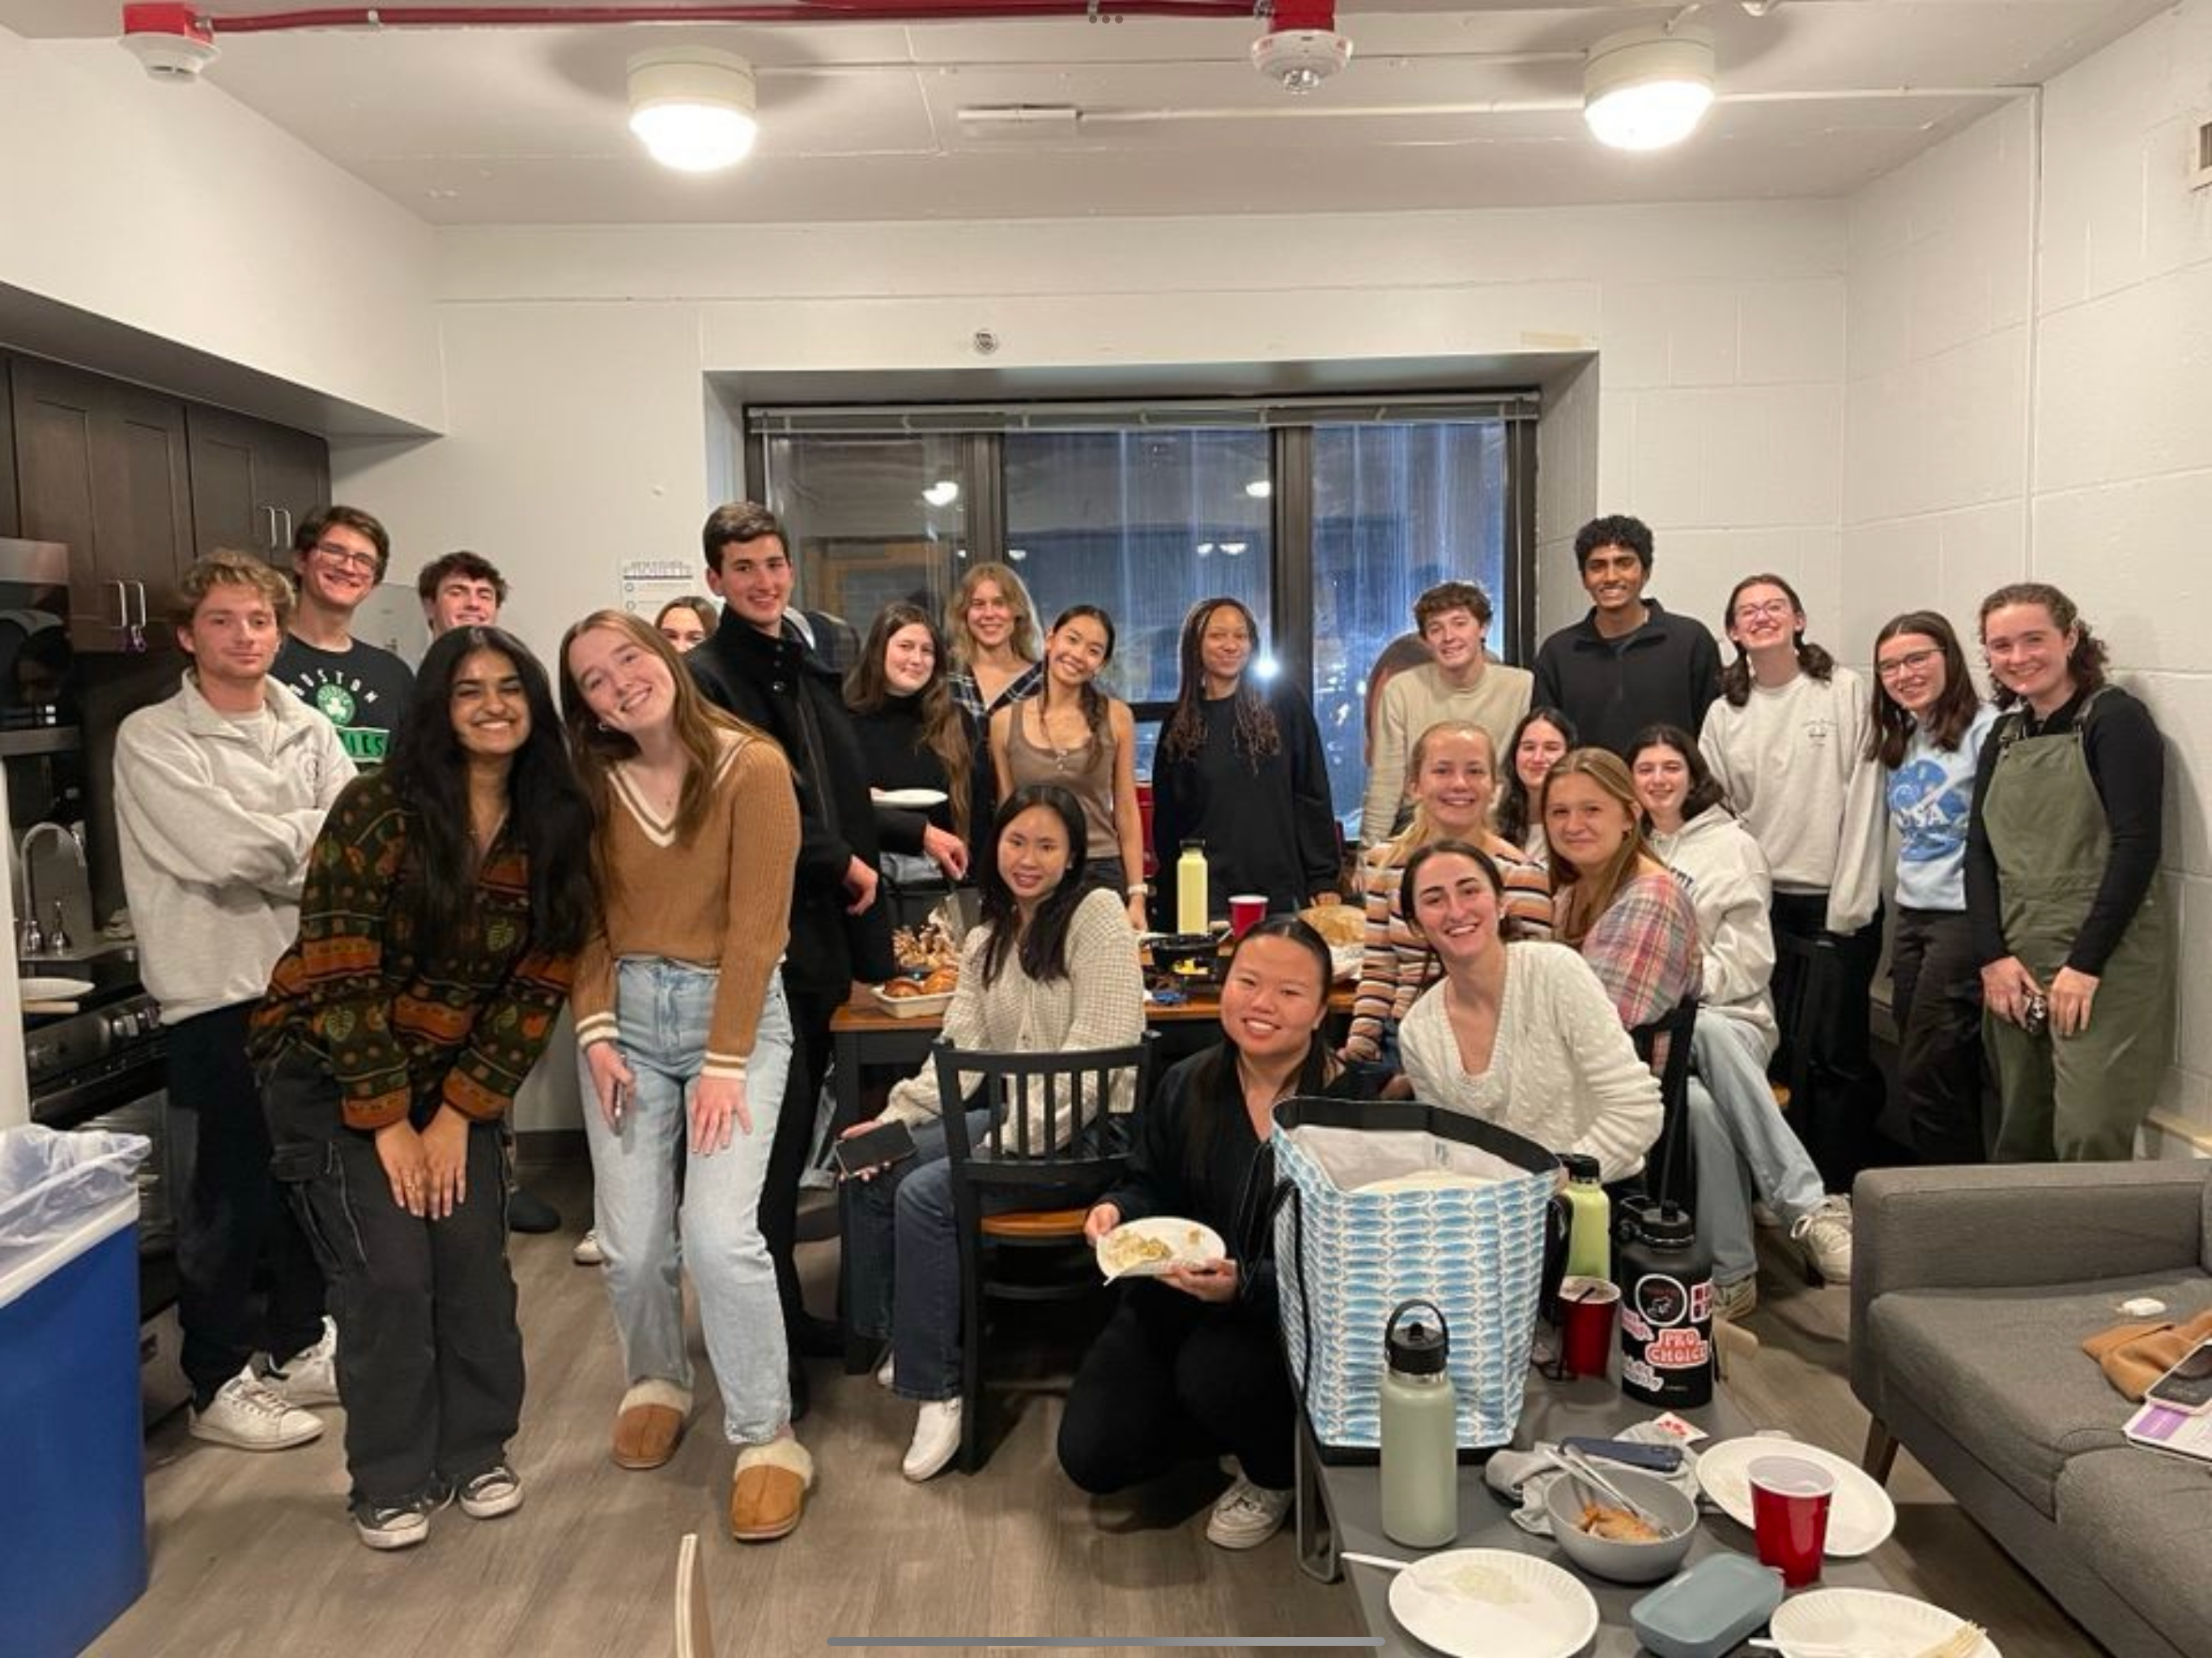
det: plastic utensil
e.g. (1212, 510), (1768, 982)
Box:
(1549, 1443), (1674, 1537)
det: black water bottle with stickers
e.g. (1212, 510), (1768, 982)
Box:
(1615, 1198), (1713, 1409)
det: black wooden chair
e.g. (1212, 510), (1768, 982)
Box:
(1628, 995), (1700, 1215)
(933, 1033), (1155, 1473)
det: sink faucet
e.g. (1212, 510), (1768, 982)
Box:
(18, 822), (79, 959)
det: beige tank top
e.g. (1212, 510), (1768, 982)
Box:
(1005, 698), (1119, 861)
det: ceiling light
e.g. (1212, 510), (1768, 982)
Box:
(1220, 542), (1249, 557)
(1244, 479), (1273, 500)
(921, 480), (961, 508)
(1583, 25), (1716, 152)
(627, 49), (758, 173)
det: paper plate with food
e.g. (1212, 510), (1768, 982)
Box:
(1095, 1217), (1226, 1282)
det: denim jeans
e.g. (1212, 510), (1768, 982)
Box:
(262, 1048), (521, 1509)
(845, 1108), (1115, 1402)
(1688, 1010), (1829, 1286)
(581, 959), (794, 1446)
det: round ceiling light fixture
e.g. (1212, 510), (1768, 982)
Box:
(627, 48), (759, 173)
(1583, 24), (1716, 152)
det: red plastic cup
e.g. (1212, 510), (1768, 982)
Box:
(1229, 894), (1268, 937)
(1557, 1275), (1619, 1380)
(1748, 1455), (1835, 1587)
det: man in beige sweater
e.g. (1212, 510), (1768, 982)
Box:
(1360, 580), (1534, 846)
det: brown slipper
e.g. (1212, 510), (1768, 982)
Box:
(612, 1380), (691, 1470)
(729, 1436), (814, 1542)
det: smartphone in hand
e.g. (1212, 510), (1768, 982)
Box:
(833, 1119), (918, 1180)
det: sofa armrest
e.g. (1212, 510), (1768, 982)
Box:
(1850, 1163), (2209, 1410)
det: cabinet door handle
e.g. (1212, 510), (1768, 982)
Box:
(263, 505), (281, 549)
(277, 507), (293, 548)
(129, 580), (149, 651)
(108, 580), (130, 630)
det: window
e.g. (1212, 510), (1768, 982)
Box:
(1310, 423), (1513, 834)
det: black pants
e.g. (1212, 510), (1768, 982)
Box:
(764, 975), (840, 1338)
(262, 1051), (523, 1508)
(1890, 907), (1989, 1165)
(1057, 1282), (1295, 1494)
(165, 1004), (325, 1404)
(1769, 891), (1887, 1188)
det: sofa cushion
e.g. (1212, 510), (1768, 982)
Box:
(1867, 1271), (2212, 1517)
(2057, 1448), (2212, 1658)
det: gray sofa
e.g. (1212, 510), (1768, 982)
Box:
(1852, 1162), (2212, 1658)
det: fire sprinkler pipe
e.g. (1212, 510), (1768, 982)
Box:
(155, 2), (1274, 32)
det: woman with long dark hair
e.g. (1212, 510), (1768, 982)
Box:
(1495, 706), (1577, 864)
(989, 606), (1148, 929)
(1867, 612), (1997, 1164)
(1698, 573), (1885, 1181)
(1396, 840), (1661, 1181)
(1059, 918), (1380, 1549)
(1631, 725), (1850, 1316)
(1967, 584), (2169, 1161)
(559, 610), (812, 1542)
(840, 784), (1146, 1482)
(253, 627), (593, 1551)
(846, 602), (986, 887)
(1151, 597), (1338, 924)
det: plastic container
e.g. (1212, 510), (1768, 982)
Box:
(0, 1126), (151, 1658)
(1631, 1553), (1786, 1658)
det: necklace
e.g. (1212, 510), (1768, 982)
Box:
(472, 808), (509, 856)
(1032, 699), (1087, 773)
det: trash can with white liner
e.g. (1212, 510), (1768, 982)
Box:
(0, 1124), (152, 1658)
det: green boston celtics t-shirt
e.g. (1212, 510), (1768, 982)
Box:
(272, 635), (415, 765)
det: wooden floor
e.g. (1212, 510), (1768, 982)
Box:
(89, 1168), (2103, 1658)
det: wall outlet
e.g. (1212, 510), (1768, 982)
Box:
(2194, 116), (2212, 192)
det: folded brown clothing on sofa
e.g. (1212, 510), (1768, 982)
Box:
(2082, 1307), (2212, 1401)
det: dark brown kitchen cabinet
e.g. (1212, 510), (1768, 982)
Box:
(11, 356), (193, 651)
(0, 355), (19, 537)
(185, 404), (330, 564)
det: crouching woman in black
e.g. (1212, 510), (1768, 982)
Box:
(1057, 916), (1379, 1550)
(252, 627), (593, 1551)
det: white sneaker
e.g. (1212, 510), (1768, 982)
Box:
(456, 1463), (524, 1520)
(901, 1399), (963, 1482)
(189, 1366), (325, 1452)
(265, 1317), (340, 1408)
(1791, 1195), (1853, 1284)
(875, 1352), (895, 1390)
(1712, 1275), (1759, 1323)
(572, 1229), (604, 1266)
(1206, 1477), (1294, 1550)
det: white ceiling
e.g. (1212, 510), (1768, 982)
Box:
(1, 2), (2171, 223)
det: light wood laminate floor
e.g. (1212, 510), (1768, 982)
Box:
(89, 1171), (2101, 1658)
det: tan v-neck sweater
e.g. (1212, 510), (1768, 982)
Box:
(572, 733), (802, 1079)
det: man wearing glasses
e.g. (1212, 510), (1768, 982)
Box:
(274, 506), (414, 765)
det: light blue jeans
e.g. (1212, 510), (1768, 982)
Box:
(581, 959), (793, 1446)
(1689, 1009), (1829, 1287)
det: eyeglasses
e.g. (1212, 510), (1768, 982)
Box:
(1733, 599), (1796, 623)
(313, 541), (380, 572)
(1876, 648), (1942, 681)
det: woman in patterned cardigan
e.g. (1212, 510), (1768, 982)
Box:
(253, 627), (593, 1553)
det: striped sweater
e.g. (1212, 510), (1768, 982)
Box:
(570, 732), (801, 1079)
(250, 767), (578, 1132)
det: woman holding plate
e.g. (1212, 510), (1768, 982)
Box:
(1059, 916), (1382, 1549)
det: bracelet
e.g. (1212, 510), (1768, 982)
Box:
(1126, 883), (1147, 896)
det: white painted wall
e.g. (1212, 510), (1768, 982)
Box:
(0, 30), (444, 432)
(1840, 0), (2212, 1154)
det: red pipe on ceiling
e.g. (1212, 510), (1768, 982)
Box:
(186, 2), (1270, 32)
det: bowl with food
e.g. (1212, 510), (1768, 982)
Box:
(1542, 1465), (1699, 1584)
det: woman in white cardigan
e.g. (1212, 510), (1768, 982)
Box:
(840, 783), (1144, 1484)
(1396, 840), (1661, 1183)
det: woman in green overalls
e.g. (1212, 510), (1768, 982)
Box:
(1964, 584), (2170, 1162)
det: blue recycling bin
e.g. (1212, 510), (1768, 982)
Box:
(0, 1128), (151, 1658)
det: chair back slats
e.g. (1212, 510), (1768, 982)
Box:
(932, 1036), (1151, 1189)
(1629, 996), (1700, 1213)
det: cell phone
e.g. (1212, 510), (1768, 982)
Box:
(833, 1119), (918, 1180)
(610, 1078), (631, 1124)
(2144, 1339), (2212, 1415)
(1558, 1435), (1684, 1474)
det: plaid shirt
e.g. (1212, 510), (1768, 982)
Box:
(949, 661), (1044, 723)
(1570, 869), (1703, 1070)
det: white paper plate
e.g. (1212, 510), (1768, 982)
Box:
(20, 976), (94, 1002)
(1770, 1588), (2001, 1658)
(1095, 1216), (1226, 1281)
(1387, 1548), (1599, 1658)
(1695, 1435), (1898, 1557)
(873, 787), (948, 810)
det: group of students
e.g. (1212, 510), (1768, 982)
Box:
(105, 492), (2169, 1567)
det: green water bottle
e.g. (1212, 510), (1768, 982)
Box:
(1561, 1153), (1611, 1282)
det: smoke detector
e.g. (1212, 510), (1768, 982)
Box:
(121, 3), (219, 81)
(1252, 2), (1351, 95)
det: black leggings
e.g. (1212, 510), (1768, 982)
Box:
(1057, 1281), (1295, 1494)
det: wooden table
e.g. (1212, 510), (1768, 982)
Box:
(1296, 1371), (1891, 1656)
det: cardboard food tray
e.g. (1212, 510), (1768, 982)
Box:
(869, 985), (957, 1019)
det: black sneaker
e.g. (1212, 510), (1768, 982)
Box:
(456, 1463), (524, 1520)
(352, 1482), (451, 1552)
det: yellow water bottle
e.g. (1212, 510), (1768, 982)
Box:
(1176, 839), (1210, 935)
